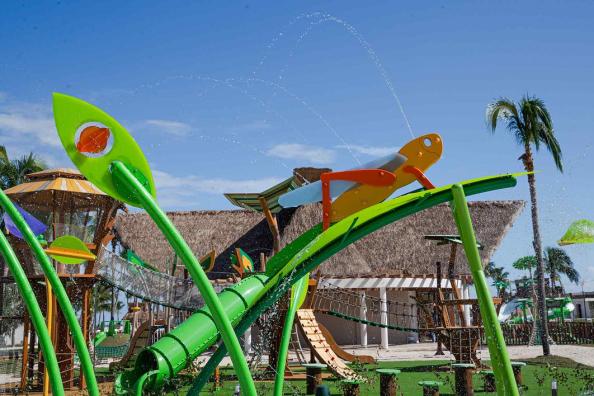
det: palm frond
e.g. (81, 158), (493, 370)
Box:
(544, 246), (579, 285)
(519, 96), (563, 172)
(512, 256), (536, 271)
(486, 98), (523, 134)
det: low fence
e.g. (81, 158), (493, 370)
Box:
(501, 321), (594, 345)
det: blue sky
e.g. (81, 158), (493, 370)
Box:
(1, 1), (593, 290)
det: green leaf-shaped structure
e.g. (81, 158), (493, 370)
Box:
(52, 93), (155, 207)
(559, 219), (594, 245)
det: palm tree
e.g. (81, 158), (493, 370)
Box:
(93, 284), (113, 328)
(513, 256), (537, 280)
(544, 247), (579, 293)
(0, 145), (46, 190)
(487, 95), (563, 356)
(485, 261), (510, 300)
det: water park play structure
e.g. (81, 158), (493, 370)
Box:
(0, 93), (527, 395)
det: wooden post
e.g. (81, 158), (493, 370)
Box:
(447, 244), (467, 327)
(435, 262), (445, 356)
(377, 369), (400, 396)
(510, 362), (526, 387)
(483, 371), (496, 392)
(43, 280), (53, 396)
(342, 380), (360, 396)
(81, 285), (91, 390)
(259, 252), (266, 272)
(452, 364), (475, 396)
(20, 312), (30, 390)
(303, 363), (325, 394)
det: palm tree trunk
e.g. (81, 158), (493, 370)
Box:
(523, 145), (551, 355)
(110, 287), (115, 321)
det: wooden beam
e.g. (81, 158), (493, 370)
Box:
(80, 286), (91, 390)
(447, 244), (467, 326)
(259, 196), (281, 254)
(20, 312), (30, 390)
(87, 201), (120, 274)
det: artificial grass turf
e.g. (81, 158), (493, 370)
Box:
(174, 358), (594, 395)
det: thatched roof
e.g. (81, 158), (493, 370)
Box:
(114, 209), (295, 277)
(114, 200), (524, 279)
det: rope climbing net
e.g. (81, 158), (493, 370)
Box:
(96, 249), (228, 311)
(310, 280), (419, 332)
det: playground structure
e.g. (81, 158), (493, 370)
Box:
(0, 167), (122, 392)
(0, 93), (526, 395)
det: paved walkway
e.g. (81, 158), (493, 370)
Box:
(205, 342), (594, 368)
(340, 342), (594, 367)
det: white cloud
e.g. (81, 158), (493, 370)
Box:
(0, 102), (60, 147)
(145, 119), (191, 137)
(266, 143), (335, 165)
(153, 169), (282, 208)
(0, 96), (74, 168)
(336, 144), (399, 157)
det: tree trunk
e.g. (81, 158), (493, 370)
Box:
(522, 145), (551, 355)
(110, 287), (115, 321)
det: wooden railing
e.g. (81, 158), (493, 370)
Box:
(500, 321), (594, 345)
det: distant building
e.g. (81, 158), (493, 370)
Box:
(569, 292), (594, 320)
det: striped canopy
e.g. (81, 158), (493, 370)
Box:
(3, 168), (111, 210)
(5, 177), (105, 196)
(224, 176), (301, 213)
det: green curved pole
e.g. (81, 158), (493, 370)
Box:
(0, 231), (64, 395)
(110, 161), (257, 396)
(0, 191), (99, 396)
(451, 184), (518, 396)
(135, 370), (159, 396)
(188, 174), (521, 395)
(273, 275), (308, 396)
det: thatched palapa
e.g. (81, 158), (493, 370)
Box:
(114, 200), (524, 279)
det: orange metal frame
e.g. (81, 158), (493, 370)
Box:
(320, 169), (396, 230)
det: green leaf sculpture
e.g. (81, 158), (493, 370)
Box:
(559, 219), (594, 245)
(52, 93), (155, 207)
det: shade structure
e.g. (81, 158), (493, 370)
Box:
(224, 167), (330, 213)
(224, 176), (300, 213)
(2, 167), (122, 275)
(3, 168), (112, 211)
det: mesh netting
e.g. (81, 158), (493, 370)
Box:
(312, 281), (419, 332)
(96, 250), (228, 311)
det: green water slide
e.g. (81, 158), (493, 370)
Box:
(116, 173), (521, 395)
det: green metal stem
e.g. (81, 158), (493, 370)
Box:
(110, 161), (257, 396)
(273, 275), (308, 396)
(187, 174), (521, 395)
(0, 191), (99, 396)
(450, 184), (518, 396)
(135, 370), (158, 396)
(0, 231), (64, 395)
